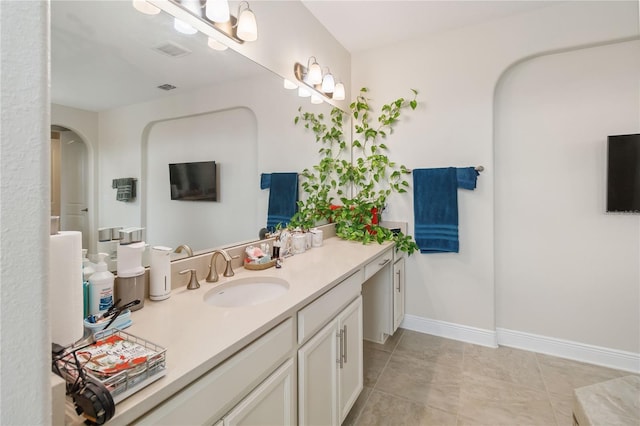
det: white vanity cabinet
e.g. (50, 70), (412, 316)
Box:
(362, 247), (394, 343)
(297, 271), (364, 426)
(132, 318), (295, 426)
(222, 358), (295, 426)
(362, 246), (406, 342)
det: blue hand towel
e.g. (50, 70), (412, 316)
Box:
(456, 167), (479, 190)
(413, 168), (460, 253)
(266, 173), (298, 231)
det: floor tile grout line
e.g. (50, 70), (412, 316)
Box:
(535, 352), (561, 426)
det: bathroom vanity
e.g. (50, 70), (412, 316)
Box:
(63, 235), (404, 425)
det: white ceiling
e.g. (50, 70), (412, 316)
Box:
(301, 1), (560, 53)
(51, 1), (561, 112)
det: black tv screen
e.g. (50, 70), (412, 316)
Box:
(607, 134), (640, 213)
(169, 161), (218, 201)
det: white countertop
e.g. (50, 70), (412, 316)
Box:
(68, 237), (393, 425)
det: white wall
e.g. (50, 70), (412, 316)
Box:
(0, 1), (50, 423)
(146, 107), (257, 250)
(352, 1), (639, 357)
(495, 40), (640, 353)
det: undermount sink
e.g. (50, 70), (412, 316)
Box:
(203, 276), (290, 307)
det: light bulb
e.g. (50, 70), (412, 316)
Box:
(174, 0), (201, 35)
(311, 94), (323, 104)
(284, 79), (297, 90)
(132, 0), (160, 15)
(298, 86), (311, 98)
(208, 38), (228, 51)
(174, 18), (197, 34)
(307, 59), (322, 85)
(321, 72), (335, 93)
(237, 6), (258, 41)
(333, 82), (345, 101)
(206, 0), (230, 23)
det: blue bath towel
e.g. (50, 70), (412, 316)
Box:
(413, 168), (460, 253)
(456, 167), (479, 190)
(260, 173), (271, 190)
(266, 173), (298, 231)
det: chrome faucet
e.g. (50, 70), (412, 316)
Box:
(206, 249), (235, 283)
(174, 244), (193, 257)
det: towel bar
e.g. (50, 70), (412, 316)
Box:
(407, 166), (484, 173)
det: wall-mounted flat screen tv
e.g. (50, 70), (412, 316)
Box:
(606, 134), (639, 213)
(169, 161), (218, 201)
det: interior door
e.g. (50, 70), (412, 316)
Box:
(60, 132), (89, 248)
(51, 131), (61, 217)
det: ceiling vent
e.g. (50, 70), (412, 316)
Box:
(157, 84), (177, 91)
(152, 42), (192, 58)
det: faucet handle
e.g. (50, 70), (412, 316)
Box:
(179, 269), (200, 290)
(223, 255), (240, 278)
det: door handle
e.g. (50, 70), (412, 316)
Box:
(337, 329), (344, 369)
(342, 325), (348, 364)
(81, 208), (88, 212)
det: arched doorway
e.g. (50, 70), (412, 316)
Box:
(50, 125), (90, 249)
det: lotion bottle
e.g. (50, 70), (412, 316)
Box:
(88, 253), (115, 316)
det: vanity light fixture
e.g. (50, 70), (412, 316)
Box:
(145, 0), (258, 45)
(333, 82), (346, 101)
(173, 0), (200, 35)
(298, 86), (311, 98)
(321, 68), (335, 93)
(310, 94), (323, 104)
(207, 37), (228, 51)
(306, 57), (323, 85)
(132, 0), (160, 15)
(236, 2), (258, 42)
(293, 58), (345, 102)
(205, 0), (230, 23)
(283, 79), (297, 90)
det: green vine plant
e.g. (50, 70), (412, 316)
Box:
(289, 87), (419, 255)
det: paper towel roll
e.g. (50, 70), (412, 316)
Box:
(50, 231), (84, 347)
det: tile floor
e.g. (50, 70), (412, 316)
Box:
(344, 329), (634, 426)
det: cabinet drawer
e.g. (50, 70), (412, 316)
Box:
(297, 269), (363, 345)
(134, 318), (294, 425)
(364, 248), (393, 281)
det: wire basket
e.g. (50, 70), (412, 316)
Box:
(78, 328), (167, 403)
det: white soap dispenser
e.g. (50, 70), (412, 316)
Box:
(150, 246), (172, 301)
(88, 253), (115, 316)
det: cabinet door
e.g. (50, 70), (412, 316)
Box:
(298, 319), (339, 426)
(393, 257), (405, 332)
(224, 359), (295, 426)
(337, 296), (363, 424)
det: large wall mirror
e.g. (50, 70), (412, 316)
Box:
(51, 1), (336, 261)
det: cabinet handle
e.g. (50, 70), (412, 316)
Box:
(342, 325), (348, 364)
(337, 330), (344, 369)
(396, 269), (401, 292)
(378, 258), (391, 267)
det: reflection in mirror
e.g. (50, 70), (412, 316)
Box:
(51, 0), (338, 259)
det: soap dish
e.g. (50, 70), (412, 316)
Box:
(244, 259), (276, 270)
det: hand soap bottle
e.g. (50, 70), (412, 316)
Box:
(88, 253), (115, 316)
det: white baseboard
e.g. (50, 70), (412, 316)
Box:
(401, 314), (498, 348)
(497, 327), (640, 374)
(399, 314), (639, 373)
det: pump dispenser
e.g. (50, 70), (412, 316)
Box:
(88, 253), (115, 316)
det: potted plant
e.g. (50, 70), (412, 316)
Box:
(289, 87), (419, 254)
